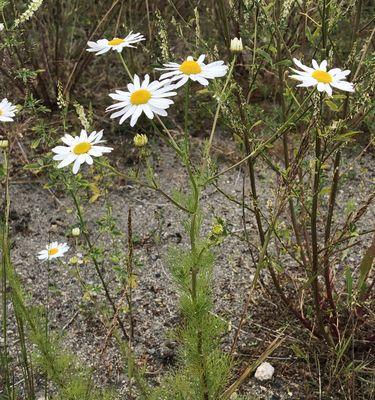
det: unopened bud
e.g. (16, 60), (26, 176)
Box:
(230, 37), (243, 53)
(0, 140), (9, 148)
(72, 227), (80, 237)
(133, 133), (148, 147)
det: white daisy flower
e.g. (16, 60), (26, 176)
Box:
(86, 32), (145, 55)
(37, 242), (69, 261)
(52, 129), (113, 174)
(0, 98), (17, 122)
(107, 74), (177, 127)
(290, 58), (355, 97)
(156, 55), (228, 88)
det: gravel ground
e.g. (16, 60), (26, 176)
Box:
(4, 134), (375, 399)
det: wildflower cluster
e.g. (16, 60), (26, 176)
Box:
(2, 6), (366, 395)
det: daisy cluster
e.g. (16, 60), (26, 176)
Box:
(0, 29), (357, 270)
(47, 31), (356, 177)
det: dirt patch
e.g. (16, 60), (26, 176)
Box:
(6, 134), (375, 399)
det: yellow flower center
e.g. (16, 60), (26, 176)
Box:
(312, 70), (332, 84)
(179, 60), (202, 75)
(108, 38), (125, 46)
(0, 108), (3, 116)
(73, 142), (92, 155)
(130, 89), (152, 105)
(48, 248), (59, 256)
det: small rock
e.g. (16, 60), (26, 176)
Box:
(254, 362), (275, 381)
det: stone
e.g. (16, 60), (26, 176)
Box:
(254, 362), (275, 381)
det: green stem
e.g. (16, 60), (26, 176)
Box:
(68, 184), (129, 340)
(1, 147), (11, 397)
(184, 81), (191, 156)
(204, 55), (237, 162)
(182, 81), (208, 400)
(118, 53), (133, 82)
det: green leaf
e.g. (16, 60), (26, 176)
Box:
(256, 49), (273, 65)
(325, 100), (340, 112)
(334, 130), (360, 142)
(356, 236), (375, 297)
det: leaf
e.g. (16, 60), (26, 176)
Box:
(325, 100), (340, 112)
(357, 234), (375, 297)
(274, 59), (293, 67)
(334, 131), (360, 142)
(128, 274), (138, 289)
(256, 49), (273, 65)
(31, 138), (42, 149)
(89, 183), (101, 203)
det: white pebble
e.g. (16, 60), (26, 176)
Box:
(254, 362), (275, 381)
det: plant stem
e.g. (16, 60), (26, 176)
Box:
(1, 146), (11, 397)
(126, 209), (134, 341)
(125, 208), (134, 397)
(204, 55), (236, 161)
(183, 81), (191, 156)
(311, 103), (332, 345)
(118, 53), (133, 82)
(68, 186), (129, 340)
(311, 129), (323, 331)
(274, 0), (308, 269)
(207, 90), (315, 183)
(323, 150), (340, 322)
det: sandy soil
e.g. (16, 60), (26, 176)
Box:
(5, 133), (375, 399)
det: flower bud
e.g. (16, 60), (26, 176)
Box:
(0, 23), (4, 32)
(133, 133), (148, 147)
(72, 227), (80, 237)
(211, 223), (224, 236)
(0, 140), (9, 149)
(230, 37), (243, 53)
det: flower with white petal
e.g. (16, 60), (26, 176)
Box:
(37, 242), (69, 261)
(86, 32), (145, 55)
(156, 55), (228, 88)
(52, 129), (113, 174)
(0, 98), (17, 122)
(290, 58), (355, 97)
(107, 74), (177, 127)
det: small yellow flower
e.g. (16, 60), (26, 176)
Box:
(212, 223), (224, 236)
(230, 37), (243, 53)
(133, 133), (148, 147)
